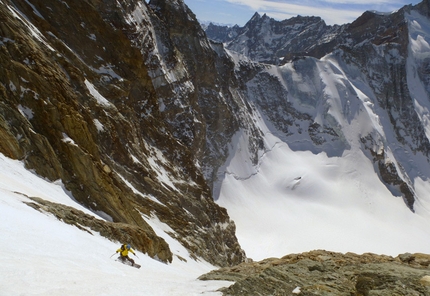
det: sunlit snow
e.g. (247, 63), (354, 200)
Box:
(84, 79), (113, 108)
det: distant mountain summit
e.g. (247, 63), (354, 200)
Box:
(203, 23), (241, 43)
(205, 12), (343, 63)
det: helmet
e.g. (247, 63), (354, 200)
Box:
(127, 244), (131, 250)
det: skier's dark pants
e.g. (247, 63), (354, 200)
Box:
(120, 255), (135, 265)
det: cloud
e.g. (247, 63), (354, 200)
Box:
(223, 0), (406, 25)
(226, 0), (405, 7)
(323, 0), (403, 4)
(185, 0), (418, 26)
(225, 0), (279, 11)
(225, 0), (368, 24)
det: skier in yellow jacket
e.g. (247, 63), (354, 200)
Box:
(116, 244), (136, 266)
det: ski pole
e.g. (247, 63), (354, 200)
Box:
(110, 253), (117, 258)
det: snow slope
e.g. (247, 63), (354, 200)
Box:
(0, 154), (231, 295)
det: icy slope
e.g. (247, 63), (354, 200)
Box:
(0, 154), (230, 295)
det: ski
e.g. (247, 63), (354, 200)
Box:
(115, 257), (141, 269)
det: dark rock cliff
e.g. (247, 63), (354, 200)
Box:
(0, 0), (245, 266)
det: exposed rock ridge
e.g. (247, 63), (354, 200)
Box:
(200, 250), (430, 295)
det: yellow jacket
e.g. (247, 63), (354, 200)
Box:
(116, 245), (136, 257)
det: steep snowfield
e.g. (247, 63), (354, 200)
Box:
(0, 154), (230, 295)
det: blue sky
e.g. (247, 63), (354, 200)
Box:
(182, 0), (422, 26)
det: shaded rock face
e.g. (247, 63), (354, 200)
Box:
(0, 0), (245, 267)
(200, 250), (430, 295)
(143, 0), (242, 181)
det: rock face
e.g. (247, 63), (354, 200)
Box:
(0, 0), (245, 267)
(200, 250), (430, 295)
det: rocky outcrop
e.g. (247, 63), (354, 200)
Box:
(24, 196), (172, 263)
(200, 250), (430, 295)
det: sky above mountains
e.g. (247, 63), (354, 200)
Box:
(183, 0), (422, 26)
